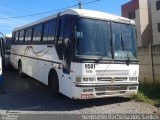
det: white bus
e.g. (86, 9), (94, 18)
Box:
(0, 37), (3, 86)
(0, 52), (2, 86)
(11, 9), (139, 99)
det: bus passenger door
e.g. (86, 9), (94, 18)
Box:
(61, 17), (73, 97)
(62, 23), (72, 75)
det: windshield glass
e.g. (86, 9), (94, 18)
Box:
(75, 18), (112, 59)
(112, 23), (137, 60)
(75, 18), (137, 61)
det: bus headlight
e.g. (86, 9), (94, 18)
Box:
(89, 78), (94, 82)
(129, 86), (137, 90)
(129, 77), (138, 81)
(83, 78), (95, 82)
(83, 89), (94, 93)
(76, 77), (82, 83)
(76, 77), (96, 83)
(83, 78), (88, 82)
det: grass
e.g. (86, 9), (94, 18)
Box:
(132, 84), (160, 107)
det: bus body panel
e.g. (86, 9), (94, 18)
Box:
(69, 63), (139, 99)
(10, 44), (59, 85)
(10, 44), (74, 98)
(0, 56), (3, 86)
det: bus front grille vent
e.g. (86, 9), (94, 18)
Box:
(95, 86), (127, 96)
(96, 70), (129, 76)
(97, 77), (128, 82)
(95, 86), (128, 92)
(96, 91), (126, 96)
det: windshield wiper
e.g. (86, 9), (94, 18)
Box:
(95, 51), (109, 63)
(95, 56), (103, 63)
(121, 34), (130, 65)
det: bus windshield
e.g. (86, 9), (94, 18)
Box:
(112, 22), (137, 61)
(75, 18), (137, 61)
(75, 18), (112, 59)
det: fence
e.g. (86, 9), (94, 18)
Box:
(138, 44), (160, 84)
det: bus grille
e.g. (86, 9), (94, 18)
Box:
(97, 77), (128, 82)
(95, 86), (128, 92)
(96, 91), (126, 96)
(96, 70), (129, 76)
(95, 86), (127, 96)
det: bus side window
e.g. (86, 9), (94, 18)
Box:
(25, 28), (32, 43)
(15, 31), (19, 43)
(43, 19), (56, 42)
(33, 24), (42, 42)
(12, 32), (16, 43)
(23, 30), (26, 42)
(19, 30), (25, 43)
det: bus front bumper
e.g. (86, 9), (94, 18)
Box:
(72, 82), (139, 99)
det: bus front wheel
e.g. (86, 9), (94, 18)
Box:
(49, 71), (59, 97)
(18, 61), (24, 77)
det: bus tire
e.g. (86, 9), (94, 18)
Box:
(49, 70), (59, 97)
(18, 61), (24, 77)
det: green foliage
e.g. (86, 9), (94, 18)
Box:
(132, 84), (160, 107)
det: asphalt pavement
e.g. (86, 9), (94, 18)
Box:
(0, 67), (159, 120)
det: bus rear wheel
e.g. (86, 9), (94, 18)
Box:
(18, 61), (24, 77)
(49, 71), (59, 97)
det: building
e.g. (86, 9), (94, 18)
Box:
(122, 0), (160, 84)
(150, 0), (160, 45)
(121, 0), (153, 47)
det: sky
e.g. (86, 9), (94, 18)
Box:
(0, 0), (129, 35)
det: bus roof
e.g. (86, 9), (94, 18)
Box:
(14, 9), (135, 31)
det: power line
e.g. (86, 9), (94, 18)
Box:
(0, 0), (100, 20)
